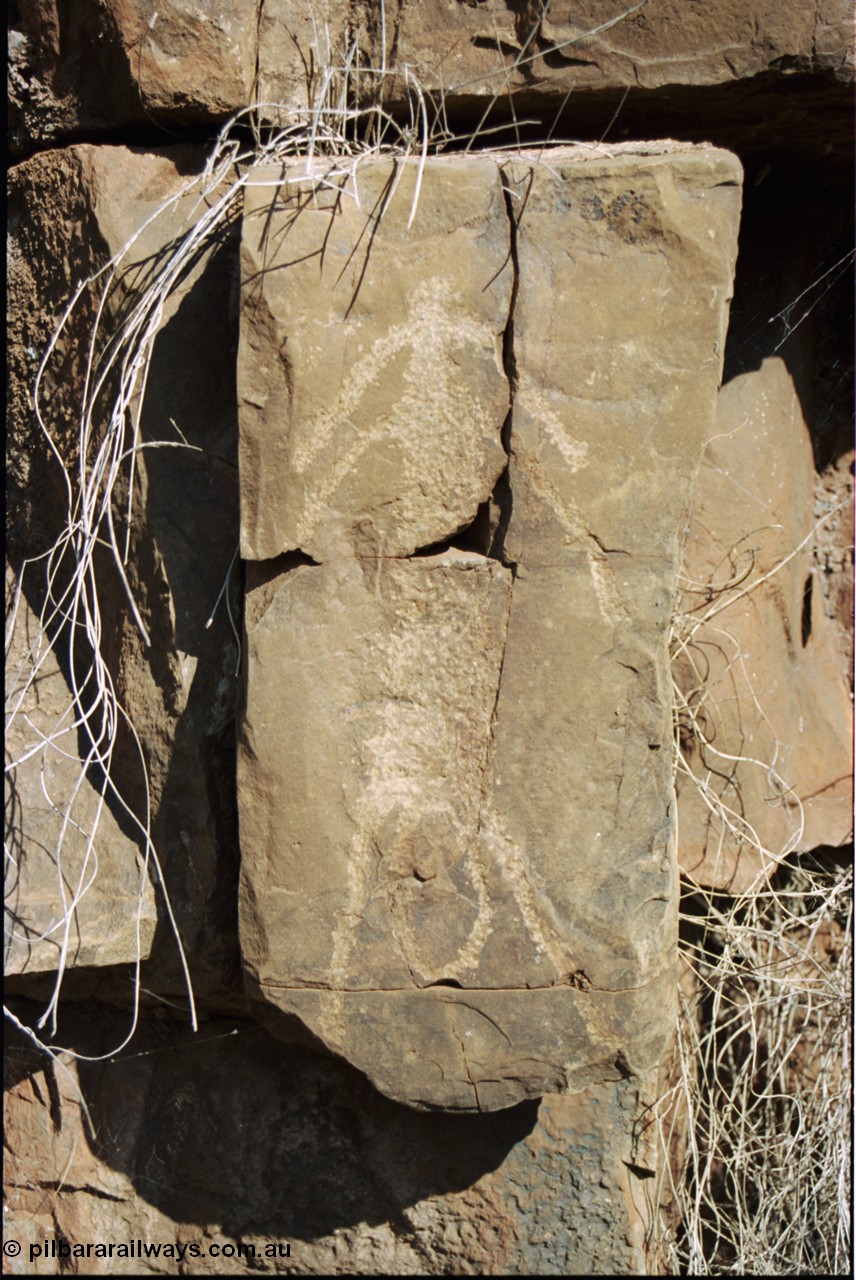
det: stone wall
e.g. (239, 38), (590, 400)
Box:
(6, 1), (853, 1273)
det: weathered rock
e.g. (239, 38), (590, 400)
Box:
(8, 1), (257, 152)
(377, 0), (855, 98)
(11, 2), (853, 161)
(237, 146), (742, 1111)
(814, 448), (855, 677)
(5, 565), (158, 975)
(239, 551), (512, 992)
(503, 143), (741, 564)
(7, 144), (244, 1001)
(237, 157), (512, 561)
(674, 357), (853, 891)
(4, 1002), (663, 1274)
(256, 0), (855, 109)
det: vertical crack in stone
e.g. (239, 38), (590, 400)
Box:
(488, 168), (522, 568)
(253, 0), (265, 105)
(473, 167), (520, 810)
(451, 1018), (482, 1112)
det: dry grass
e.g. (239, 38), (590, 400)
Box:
(652, 853), (851, 1275)
(650, 518), (853, 1274)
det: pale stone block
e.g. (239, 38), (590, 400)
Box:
(502, 145), (742, 565)
(239, 551), (513, 992)
(5, 569), (158, 974)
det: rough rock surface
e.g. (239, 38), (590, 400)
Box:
(10, 2), (854, 159)
(370, 0), (856, 99)
(5, 567), (158, 974)
(237, 145), (742, 1111)
(6, 144), (243, 1000)
(4, 1002), (662, 1275)
(6, 2), (853, 1269)
(238, 158), (511, 561)
(674, 357), (853, 891)
(8, 0), (258, 152)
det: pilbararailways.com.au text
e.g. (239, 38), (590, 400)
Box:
(13, 1238), (291, 1265)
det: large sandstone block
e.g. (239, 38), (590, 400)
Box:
(11, 2), (852, 156)
(238, 157), (512, 561)
(237, 146), (742, 1110)
(9, 1), (257, 151)
(240, 551), (513, 992)
(503, 143), (741, 565)
(675, 357), (853, 891)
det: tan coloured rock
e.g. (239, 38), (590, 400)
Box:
(237, 146), (742, 1110)
(503, 144), (742, 565)
(8, 1), (257, 151)
(237, 157), (512, 561)
(102, 0), (258, 115)
(11, 1), (853, 155)
(674, 357), (853, 891)
(5, 567), (158, 975)
(239, 550), (513, 995)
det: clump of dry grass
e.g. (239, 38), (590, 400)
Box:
(653, 852), (851, 1275)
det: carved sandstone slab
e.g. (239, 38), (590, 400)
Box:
(237, 157), (512, 561)
(237, 148), (742, 1110)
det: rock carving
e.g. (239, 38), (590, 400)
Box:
(236, 145), (742, 1110)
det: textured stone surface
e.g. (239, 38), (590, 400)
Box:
(4, 1003), (663, 1274)
(237, 146), (742, 1111)
(503, 145), (743, 564)
(5, 566), (158, 975)
(10, 2), (853, 159)
(239, 552), (513, 993)
(238, 157), (511, 561)
(256, 0), (855, 109)
(7, 144), (243, 1002)
(674, 357), (853, 891)
(5, 0), (853, 1267)
(8, 1), (257, 152)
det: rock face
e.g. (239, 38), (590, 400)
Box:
(364, 0), (855, 99)
(238, 158), (511, 561)
(10, 2), (853, 158)
(4, 1003), (662, 1275)
(5, 0), (853, 1269)
(237, 145), (742, 1110)
(6, 145), (243, 997)
(5, 568), (158, 975)
(674, 357), (853, 891)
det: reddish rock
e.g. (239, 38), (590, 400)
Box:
(675, 357), (853, 891)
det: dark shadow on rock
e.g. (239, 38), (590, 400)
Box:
(721, 154), (854, 470)
(7, 1000), (541, 1241)
(122, 221), (245, 1006)
(7, 201), (245, 1008)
